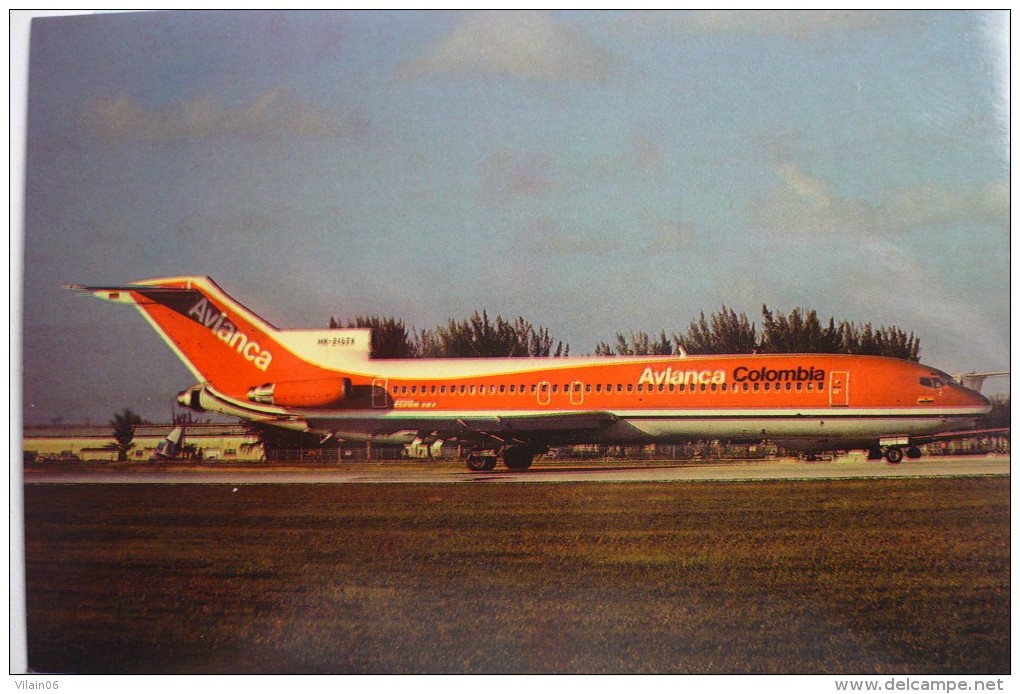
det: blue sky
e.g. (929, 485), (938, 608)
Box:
(18, 10), (1010, 424)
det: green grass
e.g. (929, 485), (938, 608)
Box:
(24, 477), (1009, 673)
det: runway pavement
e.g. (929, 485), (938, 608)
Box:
(23, 454), (1009, 485)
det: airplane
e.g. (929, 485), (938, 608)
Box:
(65, 276), (992, 470)
(152, 425), (185, 460)
(953, 371), (1009, 393)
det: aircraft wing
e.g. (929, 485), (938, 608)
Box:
(910, 427), (1010, 444)
(306, 410), (619, 447)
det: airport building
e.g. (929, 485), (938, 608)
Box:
(22, 422), (1007, 464)
(23, 423), (263, 462)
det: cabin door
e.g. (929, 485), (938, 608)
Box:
(537, 381), (551, 406)
(570, 380), (584, 405)
(829, 370), (850, 407)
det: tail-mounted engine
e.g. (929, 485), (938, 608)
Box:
(247, 378), (353, 408)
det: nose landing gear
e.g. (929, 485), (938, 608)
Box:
(874, 444), (923, 465)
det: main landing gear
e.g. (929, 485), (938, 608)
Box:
(868, 445), (923, 465)
(465, 445), (542, 472)
(466, 451), (498, 472)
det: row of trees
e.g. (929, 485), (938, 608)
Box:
(330, 312), (568, 359)
(333, 305), (921, 362)
(599, 305), (920, 362)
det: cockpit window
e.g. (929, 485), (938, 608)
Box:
(920, 376), (946, 389)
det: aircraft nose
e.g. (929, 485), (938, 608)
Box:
(960, 385), (992, 413)
(976, 390), (993, 412)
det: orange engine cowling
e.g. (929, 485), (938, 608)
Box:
(247, 378), (352, 408)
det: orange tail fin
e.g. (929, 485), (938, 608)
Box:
(65, 276), (369, 403)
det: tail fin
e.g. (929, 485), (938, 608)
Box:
(153, 426), (185, 459)
(64, 276), (371, 402)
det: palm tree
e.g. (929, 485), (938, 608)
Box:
(110, 408), (142, 461)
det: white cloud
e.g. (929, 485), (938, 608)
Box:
(750, 163), (1007, 237)
(644, 216), (698, 253)
(482, 148), (558, 200)
(400, 11), (615, 82)
(515, 218), (619, 256)
(616, 10), (905, 40)
(80, 89), (369, 143)
(595, 133), (663, 177)
(847, 235), (1007, 367)
(748, 164), (1009, 367)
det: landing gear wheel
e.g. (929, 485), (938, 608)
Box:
(503, 446), (535, 471)
(466, 453), (498, 472)
(885, 447), (904, 465)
